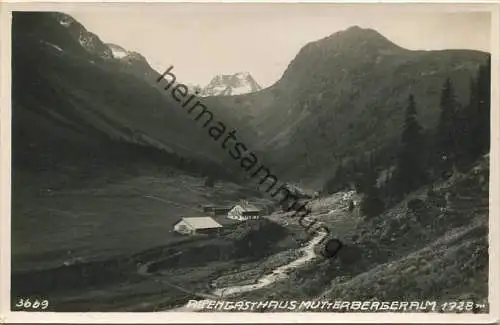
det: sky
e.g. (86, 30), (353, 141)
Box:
(63, 3), (491, 88)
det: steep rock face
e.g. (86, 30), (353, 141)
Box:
(106, 43), (157, 80)
(52, 12), (113, 59)
(201, 72), (262, 97)
(206, 26), (489, 184)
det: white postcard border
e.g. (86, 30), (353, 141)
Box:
(1, 1), (499, 323)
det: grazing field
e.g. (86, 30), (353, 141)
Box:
(12, 170), (273, 273)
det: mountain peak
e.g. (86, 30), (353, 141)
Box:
(201, 72), (262, 97)
(326, 25), (404, 52)
(345, 25), (364, 31)
(235, 71), (251, 77)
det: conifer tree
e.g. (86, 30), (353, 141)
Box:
(356, 152), (377, 194)
(394, 94), (425, 194)
(324, 164), (343, 194)
(436, 78), (460, 175)
(360, 169), (384, 218)
(358, 151), (384, 218)
(457, 58), (490, 167)
(458, 77), (479, 168)
(476, 57), (491, 154)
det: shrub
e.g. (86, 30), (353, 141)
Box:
(360, 193), (385, 218)
(427, 188), (446, 207)
(348, 200), (355, 211)
(204, 176), (215, 187)
(407, 198), (425, 213)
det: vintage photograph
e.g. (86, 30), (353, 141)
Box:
(2, 1), (496, 319)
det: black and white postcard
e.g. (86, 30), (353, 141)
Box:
(1, 1), (498, 323)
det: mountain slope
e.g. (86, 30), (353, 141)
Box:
(12, 12), (237, 186)
(317, 154), (489, 305)
(232, 155), (488, 309)
(206, 26), (489, 185)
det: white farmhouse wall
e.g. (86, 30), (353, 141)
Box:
(227, 205), (244, 220)
(227, 205), (260, 221)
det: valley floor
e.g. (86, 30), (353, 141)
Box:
(10, 156), (489, 312)
(11, 172), (271, 272)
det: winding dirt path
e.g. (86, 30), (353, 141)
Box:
(166, 230), (327, 311)
(211, 230), (327, 297)
(142, 190), (354, 311)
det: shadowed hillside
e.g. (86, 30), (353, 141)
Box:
(12, 12), (239, 188)
(206, 26), (489, 185)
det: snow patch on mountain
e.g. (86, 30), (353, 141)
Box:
(201, 72), (262, 97)
(106, 44), (149, 65)
(107, 43), (129, 59)
(57, 14), (74, 28)
(106, 43), (130, 59)
(41, 40), (63, 52)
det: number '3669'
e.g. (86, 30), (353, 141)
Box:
(15, 298), (49, 310)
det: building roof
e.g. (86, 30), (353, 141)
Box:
(233, 204), (260, 212)
(245, 204), (260, 212)
(213, 206), (233, 210)
(179, 217), (223, 229)
(204, 205), (233, 209)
